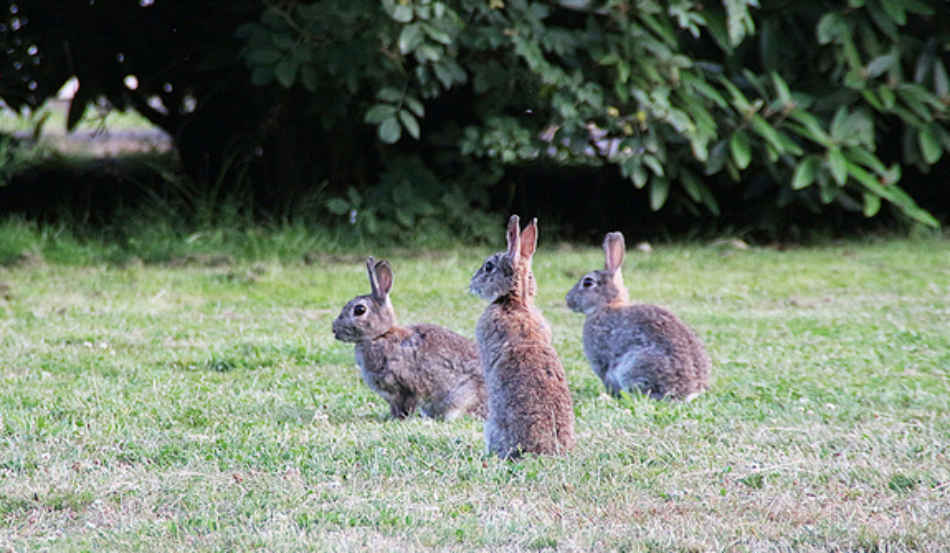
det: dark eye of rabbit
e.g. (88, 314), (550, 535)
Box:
(582, 276), (595, 288)
(353, 304), (367, 316)
(484, 261), (494, 273)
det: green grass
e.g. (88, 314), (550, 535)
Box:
(1, 229), (948, 551)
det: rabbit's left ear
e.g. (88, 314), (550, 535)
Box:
(520, 218), (538, 262)
(506, 215), (522, 267)
(373, 260), (394, 299)
(603, 232), (626, 273)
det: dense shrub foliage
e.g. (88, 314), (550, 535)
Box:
(2, 0), (949, 233)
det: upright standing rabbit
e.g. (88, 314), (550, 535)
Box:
(471, 216), (575, 459)
(332, 257), (487, 420)
(566, 232), (711, 401)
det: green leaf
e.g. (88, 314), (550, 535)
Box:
(845, 161), (939, 227)
(845, 147), (888, 174)
(643, 155), (665, 177)
(816, 13), (843, 45)
(896, 85), (939, 122)
(934, 60), (950, 98)
(326, 198), (351, 215)
(275, 59), (298, 88)
(378, 117), (402, 144)
(730, 131), (751, 170)
(681, 73), (728, 108)
(378, 87), (403, 103)
(775, 133), (804, 157)
(918, 124), (943, 164)
(751, 115), (784, 153)
(399, 24), (423, 55)
(399, 110), (421, 140)
(827, 149), (848, 185)
(631, 164), (648, 189)
(878, 86), (896, 109)
(680, 170), (703, 202)
(866, 53), (897, 78)
(404, 96), (425, 118)
(365, 104), (398, 125)
(903, 0), (935, 15)
(866, 0), (899, 40)
(863, 192), (881, 217)
(705, 140), (729, 175)
(787, 111), (832, 146)
(878, 0), (907, 25)
(415, 44), (441, 63)
(718, 76), (752, 112)
(392, 5), (413, 23)
(423, 22), (452, 45)
(649, 177), (670, 211)
(829, 107), (849, 142)
(770, 72), (792, 106)
(792, 156), (820, 190)
(861, 89), (885, 111)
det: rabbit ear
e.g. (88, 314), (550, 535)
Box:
(373, 259), (394, 299)
(366, 256), (382, 298)
(603, 232), (626, 272)
(520, 218), (538, 261)
(366, 256), (393, 300)
(506, 215), (522, 266)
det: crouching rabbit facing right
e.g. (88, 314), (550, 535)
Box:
(471, 215), (575, 460)
(566, 232), (711, 401)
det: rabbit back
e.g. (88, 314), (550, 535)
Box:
(356, 323), (487, 419)
(583, 304), (710, 400)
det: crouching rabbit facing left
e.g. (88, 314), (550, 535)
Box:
(333, 257), (487, 420)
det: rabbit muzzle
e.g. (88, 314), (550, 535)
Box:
(331, 318), (360, 343)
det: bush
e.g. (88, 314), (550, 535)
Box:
(2, 0), (949, 232)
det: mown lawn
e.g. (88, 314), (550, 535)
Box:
(1, 237), (948, 551)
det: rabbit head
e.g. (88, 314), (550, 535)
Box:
(470, 215), (538, 303)
(566, 231), (631, 315)
(332, 257), (397, 343)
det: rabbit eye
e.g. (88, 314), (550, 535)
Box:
(582, 276), (595, 288)
(484, 261), (494, 273)
(353, 304), (367, 316)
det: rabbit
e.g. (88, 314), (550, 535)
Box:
(470, 215), (575, 460)
(332, 257), (487, 420)
(565, 232), (711, 401)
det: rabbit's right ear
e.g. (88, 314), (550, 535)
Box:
(370, 259), (394, 300)
(603, 232), (626, 273)
(366, 257), (381, 297)
(506, 215), (522, 267)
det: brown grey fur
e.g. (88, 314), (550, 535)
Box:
(471, 216), (575, 460)
(332, 257), (487, 420)
(565, 232), (711, 401)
